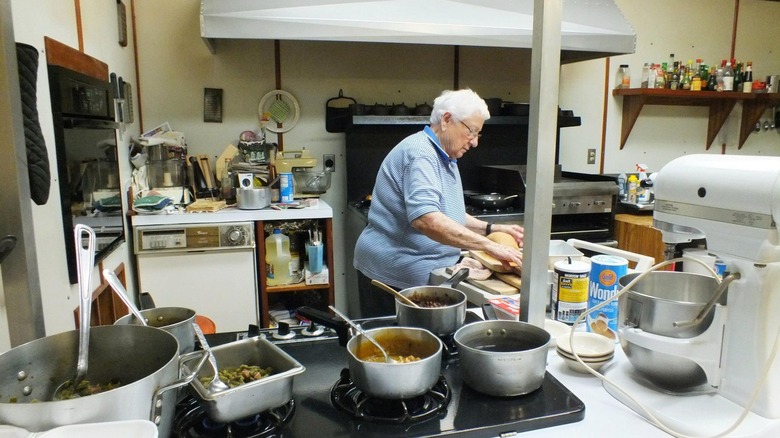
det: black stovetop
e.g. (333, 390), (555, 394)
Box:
(203, 317), (585, 437)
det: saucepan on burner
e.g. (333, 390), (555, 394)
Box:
(392, 268), (469, 337)
(467, 193), (519, 209)
(296, 306), (443, 399)
(454, 320), (550, 397)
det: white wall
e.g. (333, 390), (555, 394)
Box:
(559, 0), (780, 174)
(10, 0), (139, 335)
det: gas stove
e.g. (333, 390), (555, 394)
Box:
(189, 315), (585, 437)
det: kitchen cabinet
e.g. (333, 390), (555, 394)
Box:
(256, 218), (334, 327)
(613, 88), (780, 150)
(613, 213), (664, 268)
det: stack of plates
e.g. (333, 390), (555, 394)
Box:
(556, 332), (615, 373)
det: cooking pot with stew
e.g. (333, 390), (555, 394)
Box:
(296, 306), (443, 399)
(0, 325), (207, 435)
(395, 268), (469, 336)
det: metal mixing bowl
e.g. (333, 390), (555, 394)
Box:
(617, 271), (725, 390)
(618, 271), (723, 338)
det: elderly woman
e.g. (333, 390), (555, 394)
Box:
(354, 89), (525, 318)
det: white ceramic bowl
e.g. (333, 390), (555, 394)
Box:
(556, 331), (615, 358)
(543, 319), (572, 349)
(557, 348), (613, 374)
(556, 346), (613, 362)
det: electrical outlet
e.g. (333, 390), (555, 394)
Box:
(323, 154), (336, 172)
(587, 149), (596, 165)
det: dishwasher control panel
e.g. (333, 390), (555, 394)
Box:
(134, 222), (255, 253)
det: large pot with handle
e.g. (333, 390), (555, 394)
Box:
(296, 306), (443, 399)
(454, 320), (550, 397)
(393, 268), (469, 336)
(0, 325), (207, 436)
(114, 307), (197, 354)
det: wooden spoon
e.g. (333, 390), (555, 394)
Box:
(371, 279), (420, 307)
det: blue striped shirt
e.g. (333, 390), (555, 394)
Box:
(354, 128), (465, 289)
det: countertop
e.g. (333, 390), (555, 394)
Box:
(532, 341), (780, 438)
(437, 279), (780, 437)
(130, 200), (333, 227)
(529, 347), (670, 437)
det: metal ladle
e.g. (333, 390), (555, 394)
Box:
(102, 269), (147, 326)
(53, 224), (96, 399)
(192, 322), (230, 392)
(371, 279), (419, 307)
(328, 306), (398, 363)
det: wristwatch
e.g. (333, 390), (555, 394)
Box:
(485, 223), (493, 235)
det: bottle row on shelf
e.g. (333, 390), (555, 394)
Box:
(615, 54), (778, 94)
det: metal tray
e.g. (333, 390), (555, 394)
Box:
(183, 336), (305, 423)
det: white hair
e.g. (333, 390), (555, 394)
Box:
(429, 89), (490, 124)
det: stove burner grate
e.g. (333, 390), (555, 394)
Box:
(330, 368), (450, 424)
(172, 395), (295, 438)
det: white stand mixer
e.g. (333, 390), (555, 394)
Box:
(603, 154), (780, 437)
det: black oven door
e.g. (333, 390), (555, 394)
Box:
(49, 65), (122, 284)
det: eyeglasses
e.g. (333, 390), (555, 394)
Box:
(459, 120), (482, 139)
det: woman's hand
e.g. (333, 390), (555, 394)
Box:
(485, 241), (524, 270)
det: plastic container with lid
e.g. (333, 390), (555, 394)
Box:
(266, 229), (292, 286)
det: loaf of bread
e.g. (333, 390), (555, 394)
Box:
(487, 231), (518, 249)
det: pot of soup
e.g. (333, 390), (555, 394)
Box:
(295, 306), (443, 399)
(454, 320), (550, 397)
(346, 326), (442, 399)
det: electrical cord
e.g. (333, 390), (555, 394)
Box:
(567, 256), (780, 438)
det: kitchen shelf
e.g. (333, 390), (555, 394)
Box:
(613, 88), (780, 150)
(348, 114), (581, 128)
(256, 218), (334, 327)
(265, 283), (331, 293)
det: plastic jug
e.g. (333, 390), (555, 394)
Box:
(265, 229), (292, 286)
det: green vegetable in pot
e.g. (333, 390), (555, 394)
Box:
(200, 364), (273, 388)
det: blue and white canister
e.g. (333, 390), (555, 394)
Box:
(586, 255), (628, 341)
(280, 172), (294, 203)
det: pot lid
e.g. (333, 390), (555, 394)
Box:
(200, 0), (635, 63)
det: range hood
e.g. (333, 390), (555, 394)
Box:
(200, 0), (635, 63)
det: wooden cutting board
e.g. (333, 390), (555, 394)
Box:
(495, 272), (522, 289)
(446, 267), (518, 295)
(469, 250), (519, 273)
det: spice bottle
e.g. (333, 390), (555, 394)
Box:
(627, 175), (638, 204)
(615, 64), (631, 89)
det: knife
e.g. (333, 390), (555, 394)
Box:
(116, 76), (125, 123)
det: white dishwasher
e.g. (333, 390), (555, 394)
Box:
(134, 222), (258, 332)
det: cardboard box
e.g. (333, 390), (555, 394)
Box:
(488, 297), (520, 321)
(304, 262), (329, 285)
